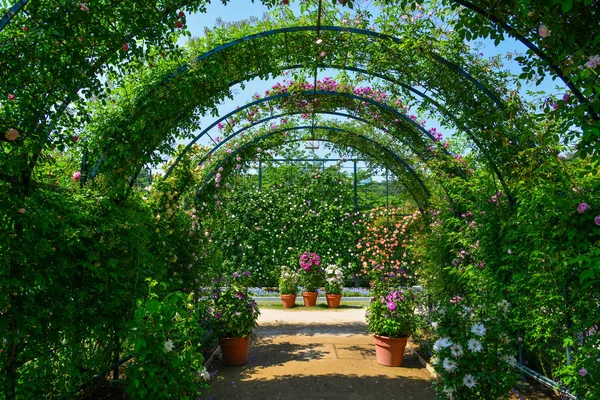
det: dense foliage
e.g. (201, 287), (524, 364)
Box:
(0, 0), (598, 398)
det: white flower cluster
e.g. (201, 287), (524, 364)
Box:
(280, 265), (299, 284)
(324, 264), (344, 286)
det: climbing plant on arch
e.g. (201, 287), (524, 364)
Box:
(1, 0), (599, 398)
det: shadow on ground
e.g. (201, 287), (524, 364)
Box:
(204, 334), (435, 400)
(205, 372), (436, 400)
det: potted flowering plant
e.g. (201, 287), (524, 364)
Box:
(366, 280), (418, 367)
(324, 264), (344, 308)
(279, 265), (300, 308)
(298, 251), (322, 307)
(210, 271), (260, 366)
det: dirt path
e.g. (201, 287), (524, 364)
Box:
(205, 308), (436, 400)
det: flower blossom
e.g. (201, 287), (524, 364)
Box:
(450, 343), (464, 358)
(538, 25), (550, 38)
(433, 337), (453, 351)
(585, 55), (600, 69)
(164, 339), (174, 352)
(467, 338), (483, 353)
(5, 128), (18, 141)
(471, 323), (486, 337)
(463, 374), (477, 388)
(577, 203), (590, 213)
(443, 358), (458, 372)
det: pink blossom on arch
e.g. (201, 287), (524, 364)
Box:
(577, 203), (590, 213)
(72, 171), (81, 182)
(538, 25), (550, 38)
(5, 128), (18, 141)
(585, 55), (600, 69)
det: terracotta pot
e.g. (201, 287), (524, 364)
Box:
(280, 294), (297, 308)
(302, 291), (318, 307)
(325, 293), (342, 308)
(219, 336), (251, 366)
(373, 334), (408, 367)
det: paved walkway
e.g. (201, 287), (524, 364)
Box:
(206, 308), (436, 400)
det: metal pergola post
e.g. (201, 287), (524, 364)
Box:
(258, 161), (262, 191)
(353, 160), (358, 212)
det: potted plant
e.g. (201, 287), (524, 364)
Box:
(279, 265), (300, 308)
(298, 251), (322, 307)
(210, 271), (260, 366)
(366, 284), (417, 367)
(324, 264), (344, 308)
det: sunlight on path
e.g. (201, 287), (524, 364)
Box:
(206, 309), (436, 400)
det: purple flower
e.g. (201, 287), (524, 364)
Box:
(232, 272), (241, 278)
(386, 301), (396, 312)
(215, 312), (222, 319)
(235, 292), (245, 299)
(596, 216), (600, 226)
(243, 270), (251, 277)
(579, 368), (587, 377)
(563, 93), (570, 103)
(577, 203), (590, 213)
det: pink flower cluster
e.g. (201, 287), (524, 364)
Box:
(299, 251), (321, 272)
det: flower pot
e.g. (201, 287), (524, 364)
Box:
(219, 336), (251, 366)
(302, 291), (318, 307)
(326, 293), (342, 308)
(373, 335), (408, 367)
(280, 294), (297, 308)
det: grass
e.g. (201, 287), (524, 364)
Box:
(258, 302), (366, 310)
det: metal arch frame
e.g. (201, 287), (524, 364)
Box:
(163, 25), (506, 110)
(189, 111), (385, 173)
(0, 0), (27, 31)
(0, 1), (591, 118)
(197, 125), (431, 202)
(153, 61), (508, 194)
(161, 90), (454, 180)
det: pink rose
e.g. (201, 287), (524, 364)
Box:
(5, 128), (18, 141)
(538, 25), (550, 38)
(8, 94), (15, 100)
(80, 3), (88, 11)
(72, 171), (81, 182)
(19, 208), (25, 214)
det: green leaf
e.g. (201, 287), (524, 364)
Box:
(561, 0), (573, 12)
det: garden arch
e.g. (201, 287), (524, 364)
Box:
(193, 125), (431, 208)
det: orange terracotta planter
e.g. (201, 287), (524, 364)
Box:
(373, 335), (408, 367)
(219, 336), (250, 366)
(325, 294), (342, 308)
(302, 291), (318, 307)
(280, 294), (297, 308)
